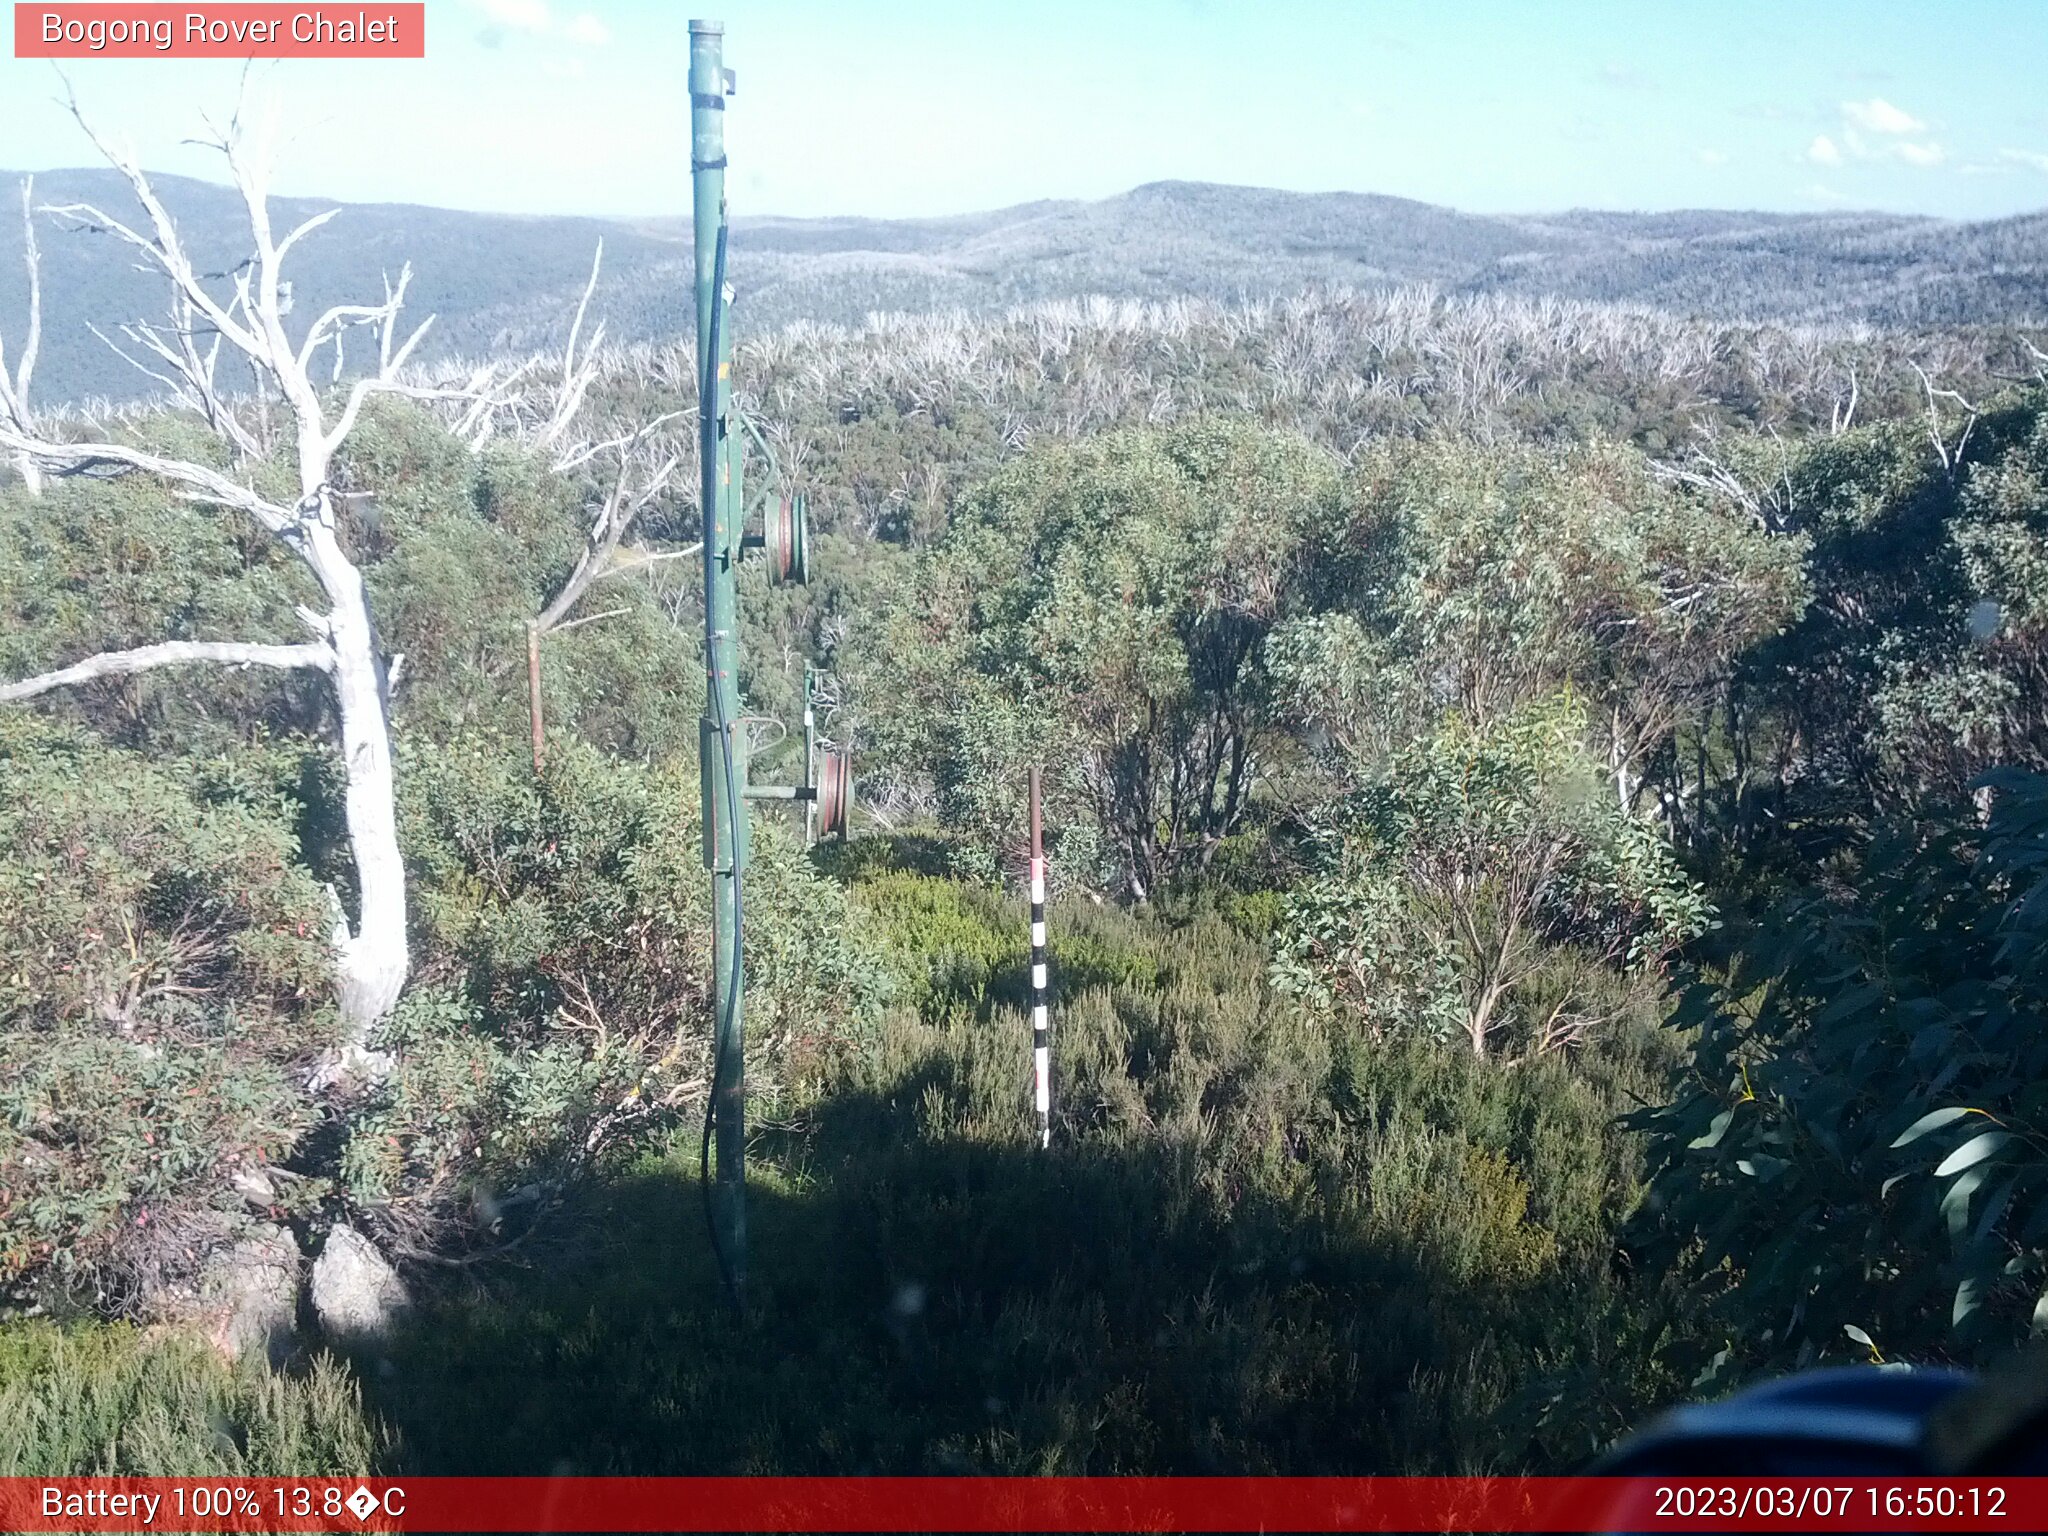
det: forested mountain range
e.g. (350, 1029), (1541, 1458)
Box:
(1, 168), (2042, 403)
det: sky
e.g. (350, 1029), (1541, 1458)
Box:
(2, 0), (2047, 222)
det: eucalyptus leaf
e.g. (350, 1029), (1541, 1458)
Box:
(1935, 1130), (2013, 1177)
(1954, 1275), (1983, 1332)
(1690, 1108), (1735, 1151)
(1890, 1106), (1975, 1148)
(1943, 1165), (1992, 1244)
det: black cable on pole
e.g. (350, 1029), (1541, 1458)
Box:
(698, 215), (744, 1314)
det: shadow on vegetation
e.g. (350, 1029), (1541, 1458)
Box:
(360, 1020), (1664, 1476)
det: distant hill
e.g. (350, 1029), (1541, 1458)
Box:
(0, 171), (2040, 404)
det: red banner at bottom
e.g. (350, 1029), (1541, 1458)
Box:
(4, 1476), (2045, 1532)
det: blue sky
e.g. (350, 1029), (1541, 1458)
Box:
(3, 0), (2046, 220)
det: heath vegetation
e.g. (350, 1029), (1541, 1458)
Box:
(2, 114), (2045, 1474)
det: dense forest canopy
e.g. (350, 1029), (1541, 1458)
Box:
(2, 127), (2046, 1480)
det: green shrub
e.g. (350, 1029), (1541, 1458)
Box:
(353, 730), (892, 1248)
(850, 870), (1014, 1016)
(0, 717), (334, 1301)
(341, 404), (700, 762)
(1272, 698), (1707, 1059)
(0, 459), (321, 759)
(1633, 768), (2048, 1384)
(853, 419), (1343, 895)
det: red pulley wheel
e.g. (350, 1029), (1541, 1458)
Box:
(765, 495), (795, 585)
(764, 493), (809, 587)
(816, 748), (853, 839)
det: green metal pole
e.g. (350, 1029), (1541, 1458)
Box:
(691, 17), (745, 1296)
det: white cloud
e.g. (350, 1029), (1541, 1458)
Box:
(1597, 64), (1651, 90)
(1842, 97), (1925, 136)
(1697, 148), (1728, 166)
(469, 0), (550, 31)
(2001, 148), (2048, 173)
(1805, 106), (1944, 172)
(464, 0), (609, 48)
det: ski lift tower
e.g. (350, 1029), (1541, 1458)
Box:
(689, 18), (852, 1302)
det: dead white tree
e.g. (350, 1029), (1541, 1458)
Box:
(0, 96), (484, 1058)
(1650, 420), (1803, 537)
(525, 414), (687, 771)
(0, 176), (42, 492)
(1829, 362), (1859, 437)
(537, 240), (607, 451)
(1911, 362), (1979, 480)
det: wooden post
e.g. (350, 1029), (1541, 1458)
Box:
(1029, 767), (1050, 1149)
(526, 622), (544, 775)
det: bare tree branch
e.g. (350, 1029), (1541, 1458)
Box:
(0, 639), (333, 702)
(13, 179), (38, 409)
(535, 429), (681, 635)
(523, 413), (681, 773)
(297, 263), (420, 389)
(591, 543), (703, 583)
(550, 409), (688, 475)
(274, 204), (340, 266)
(2023, 337), (2048, 385)
(1829, 362), (1858, 436)
(84, 319), (185, 399)
(449, 358), (535, 447)
(42, 100), (266, 361)
(0, 425), (297, 531)
(538, 240), (606, 448)
(546, 605), (631, 636)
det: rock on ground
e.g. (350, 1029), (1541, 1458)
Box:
(310, 1224), (410, 1344)
(196, 1223), (301, 1367)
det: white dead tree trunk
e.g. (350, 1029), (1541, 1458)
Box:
(0, 176), (43, 493)
(0, 98), (481, 1057)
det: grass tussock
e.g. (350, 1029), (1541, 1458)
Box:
(0, 1322), (383, 1476)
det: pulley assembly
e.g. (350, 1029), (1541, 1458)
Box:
(815, 746), (853, 840)
(738, 666), (854, 845)
(736, 411), (809, 588)
(762, 492), (809, 586)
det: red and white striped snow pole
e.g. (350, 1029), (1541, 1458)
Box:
(1029, 766), (1051, 1149)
